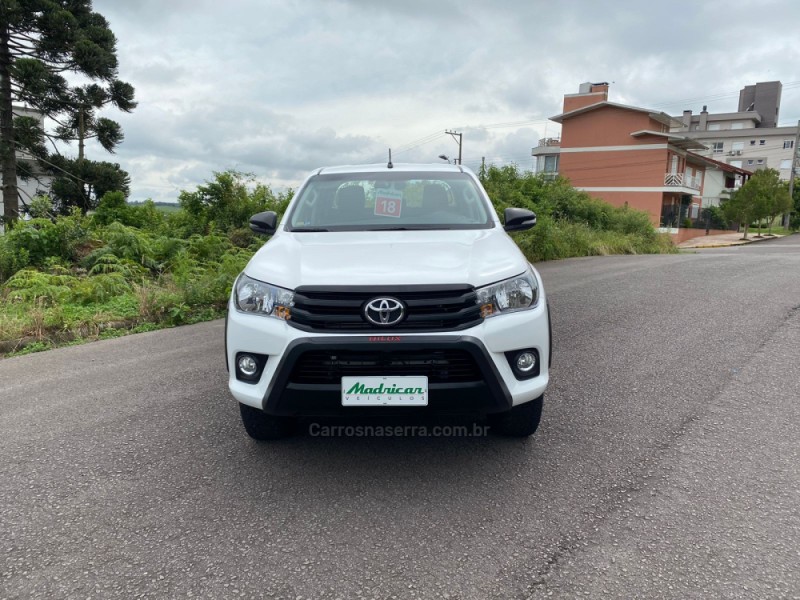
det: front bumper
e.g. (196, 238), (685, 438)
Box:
(226, 290), (550, 416)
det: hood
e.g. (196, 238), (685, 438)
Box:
(244, 228), (528, 289)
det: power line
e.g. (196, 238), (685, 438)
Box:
(393, 131), (445, 153)
(12, 141), (85, 183)
(375, 117), (556, 163)
(648, 81), (800, 110)
(459, 118), (551, 131)
(469, 151), (771, 179)
(372, 131), (447, 162)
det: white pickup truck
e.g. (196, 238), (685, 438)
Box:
(226, 163), (551, 439)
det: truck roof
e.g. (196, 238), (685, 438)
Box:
(315, 163), (471, 175)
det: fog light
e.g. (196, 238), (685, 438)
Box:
(237, 354), (259, 377)
(515, 351), (537, 373)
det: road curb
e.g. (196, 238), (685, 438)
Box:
(681, 232), (794, 249)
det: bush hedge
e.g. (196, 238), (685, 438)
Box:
(0, 167), (673, 353)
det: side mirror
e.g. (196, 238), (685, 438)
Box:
(249, 211), (277, 235)
(503, 207), (537, 232)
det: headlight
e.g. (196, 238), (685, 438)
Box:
(476, 271), (538, 318)
(234, 274), (294, 320)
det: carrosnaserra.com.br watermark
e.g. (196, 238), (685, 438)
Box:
(308, 423), (490, 437)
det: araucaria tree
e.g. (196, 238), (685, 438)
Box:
(55, 80), (135, 161)
(0, 0), (135, 227)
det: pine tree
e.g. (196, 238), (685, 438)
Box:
(0, 0), (131, 227)
(54, 80), (136, 161)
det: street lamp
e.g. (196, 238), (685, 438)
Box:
(438, 154), (451, 163)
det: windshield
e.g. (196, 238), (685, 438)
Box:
(286, 171), (494, 231)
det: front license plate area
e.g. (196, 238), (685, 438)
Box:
(341, 376), (428, 407)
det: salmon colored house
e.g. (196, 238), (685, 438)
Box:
(532, 83), (750, 234)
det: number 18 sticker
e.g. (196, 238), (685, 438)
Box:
(374, 188), (403, 218)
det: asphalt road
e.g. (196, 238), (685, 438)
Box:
(2, 236), (799, 599)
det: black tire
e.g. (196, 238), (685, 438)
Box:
(489, 395), (544, 437)
(239, 403), (295, 440)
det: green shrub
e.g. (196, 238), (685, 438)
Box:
(512, 216), (675, 262)
(28, 195), (55, 219)
(178, 170), (293, 234)
(228, 226), (256, 248)
(97, 222), (157, 268)
(699, 206), (728, 229)
(86, 254), (145, 278)
(3, 269), (78, 305)
(94, 193), (165, 231)
(0, 236), (31, 281)
(150, 236), (186, 265)
(0, 209), (90, 282)
(93, 191), (129, 226)
(481, 165), (659, 239)
(186, 233), (233, 262)
(72, 273), (131, 304)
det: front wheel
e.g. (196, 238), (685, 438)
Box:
(239, 403), (295, 440)
(489, 395), (544, 437)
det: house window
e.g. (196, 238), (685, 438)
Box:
(731, 141), (744, 152)
(756, 159), (765, 165)
(542, 154), (559, 173)
(747, 159), (754, 165)
(731, 122), (744, 129)
(711, 142), (724, 154)
(781, 159), (792, 169)
(730, 160), (743, 168)
(785, 140), (795, 149)
(759, 140), (766, 145)
(750, 140), (756, 146)
(708, 123), (721, 131)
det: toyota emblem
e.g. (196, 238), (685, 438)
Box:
(363, 297), (405, 326)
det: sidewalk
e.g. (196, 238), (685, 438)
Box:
(678, 231), (786, 249)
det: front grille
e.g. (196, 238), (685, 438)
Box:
(288, 349), (482, 384)
(290, 285), (482, 332)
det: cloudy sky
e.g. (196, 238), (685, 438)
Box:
(86, 0), (800, 203)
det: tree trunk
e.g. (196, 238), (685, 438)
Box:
(78, 105), (84, 161)
(0, 21), (18, 228)
(77, 106), (91, 210)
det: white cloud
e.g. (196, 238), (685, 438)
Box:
(82, 0), (800, 202)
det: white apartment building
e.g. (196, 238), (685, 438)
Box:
(0, 106), (53, 231)
(671, 81), (797, 206)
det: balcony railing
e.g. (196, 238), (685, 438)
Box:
(537, 137), (561, 147)
(664, 173), (701, 190)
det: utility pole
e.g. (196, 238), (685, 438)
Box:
(786, 119), (800, 227)
(446, 130), (462, 165)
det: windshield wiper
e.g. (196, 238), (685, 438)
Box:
(290, 227), (329, 232)
(369, 226), (454, 231)
(368, 226), (426, 231)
